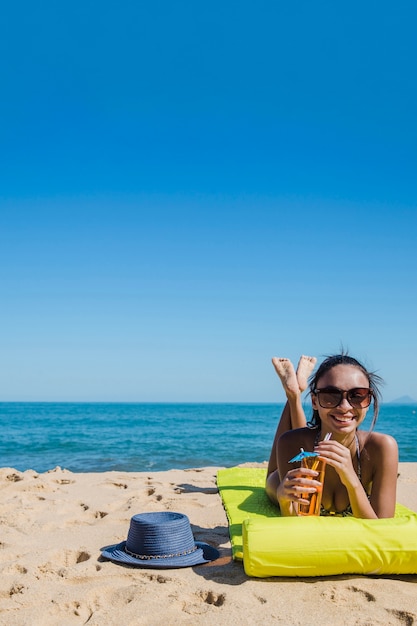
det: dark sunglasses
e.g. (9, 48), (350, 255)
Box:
(313, 386), (373, 409)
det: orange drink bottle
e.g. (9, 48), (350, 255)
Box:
(297, 456), (326, 516)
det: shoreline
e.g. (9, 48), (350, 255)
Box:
(1, 463), (416, 625)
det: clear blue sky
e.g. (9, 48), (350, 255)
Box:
(1, 1), (416, 402)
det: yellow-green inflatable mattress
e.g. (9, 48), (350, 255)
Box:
(217, 467), (417, 577)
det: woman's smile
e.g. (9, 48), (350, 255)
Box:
(312, 364), (370, 433)
(330, 413), (355, 424)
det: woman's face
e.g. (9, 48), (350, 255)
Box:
(311, 364), (370, 434)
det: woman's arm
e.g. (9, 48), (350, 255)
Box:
(267, 396), (308, 478)
(366, 433), (398, 518)
(276, 430), (323, 516)
(276, 466), (322, 516)
(315, 434), (398, 519)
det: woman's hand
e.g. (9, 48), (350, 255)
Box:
(314, 440), (360, 489)
(277, 467), (322, 516)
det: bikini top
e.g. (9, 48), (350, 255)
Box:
(314, 430), (362, 516)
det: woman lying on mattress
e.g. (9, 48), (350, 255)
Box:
(265, 353), (398, 518)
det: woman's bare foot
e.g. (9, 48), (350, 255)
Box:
(271, 357), (300, 398)
(296, 355), (317, 392)
(272, 356), (317, 396)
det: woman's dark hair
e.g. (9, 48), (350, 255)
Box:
(307, 353), (383, 432)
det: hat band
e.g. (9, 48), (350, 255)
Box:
(124, 545), (199, 560)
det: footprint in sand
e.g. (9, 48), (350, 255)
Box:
(256, 595), (267, 604)
(75, 551), (91, 564)
(38, 549), (92, 574)
(78, 503), (108, 520)
(199, 590), (226, 607)
(6, 473), (24, 482)
(167, 589), (223, 617)
(9, 584), (25, 596)
(63, 600), (93, 622)
(54, 478), (75, 485)
(2, 563), (28, 575)
(348, 585), (376, 602)
(386, 609), (416, 626)
(143, 573), (171, 584)
(145, 480), (163, 501)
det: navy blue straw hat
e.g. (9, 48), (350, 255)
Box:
(101, 511), (220, 568)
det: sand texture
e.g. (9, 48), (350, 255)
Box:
(1, 462), (417, 626)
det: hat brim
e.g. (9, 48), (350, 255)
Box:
(101, 541), (220, 568)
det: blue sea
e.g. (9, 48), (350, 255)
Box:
(0, 403), (415, 473)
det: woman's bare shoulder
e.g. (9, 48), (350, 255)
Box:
(360, 430), (398, 462)
(278, 427), (317, 447)
(277, 428), (318, 475)
(360, 430), (398, 449)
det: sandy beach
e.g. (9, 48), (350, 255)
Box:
(1, 462), (417, 626)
